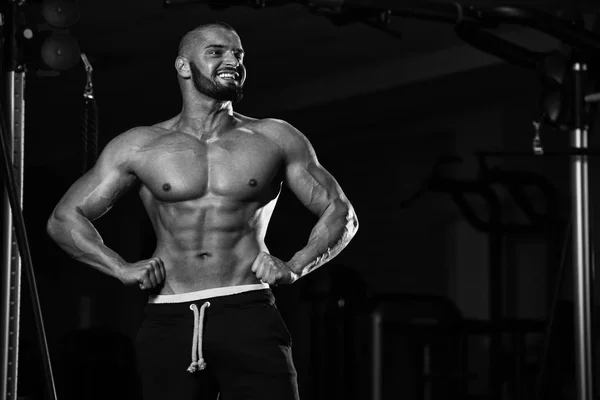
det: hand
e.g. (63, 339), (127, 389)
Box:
(119, 257), (166, 290)
(251, 251), (298, 286)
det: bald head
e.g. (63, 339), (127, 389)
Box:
(178, 21), (238, 58)
(175, 21), (246, 103)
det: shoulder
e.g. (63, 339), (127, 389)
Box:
(252, 117), (299, 137)
(105, 126), (161, 151)
(241, 116), (313, 155)
(99, 126), (161, 167)
(235, 113), (299, 138)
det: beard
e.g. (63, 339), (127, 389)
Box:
(190, 61), (244, 104)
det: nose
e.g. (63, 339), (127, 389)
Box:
(223, 51), (239, 67)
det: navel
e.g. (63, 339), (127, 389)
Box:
(248, 179), (258, 187)
(162, 183), (171, 192)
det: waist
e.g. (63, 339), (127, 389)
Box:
(148, 282), (270, 304)
(143, 287), (275, 319)
(154, 243), (263, 273)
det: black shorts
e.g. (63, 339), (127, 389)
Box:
(135, 288), (300, 400)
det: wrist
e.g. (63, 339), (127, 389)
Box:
(288, 269), (300, 284)
(113, 260), (128, 283)
(286, 257), (302, 276)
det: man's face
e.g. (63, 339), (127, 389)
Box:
(189, 27), (246, 103)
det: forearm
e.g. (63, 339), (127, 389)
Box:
(47, 209), (127, 281)
(288, 200), (358, 278)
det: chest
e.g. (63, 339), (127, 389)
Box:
(136, 132), (283, 202)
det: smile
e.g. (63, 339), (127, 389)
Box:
(216, 71), (239, 80)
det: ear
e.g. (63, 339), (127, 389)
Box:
(175, 56), (191, 78)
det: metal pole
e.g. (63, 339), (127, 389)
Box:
(571, 62), (594, 400)
(0, 74), (58, 400)
(1, 1), (25, 397)
(371, 309), (382, 400)
(1, 71), (25, 400)
(2, 2), (58, 399)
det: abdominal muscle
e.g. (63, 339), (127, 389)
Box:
(153, 232), (264, 295)
(146, 200), (270, 295)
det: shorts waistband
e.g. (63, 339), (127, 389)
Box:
(148, 282), (270, 304)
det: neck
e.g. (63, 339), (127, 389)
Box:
(177, 91), (236, 139)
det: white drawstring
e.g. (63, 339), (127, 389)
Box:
(187, 301), (211, 373)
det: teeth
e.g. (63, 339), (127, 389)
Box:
(218, 72), (237, 79)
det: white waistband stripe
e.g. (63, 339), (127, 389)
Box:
(148, 282), (270, 304)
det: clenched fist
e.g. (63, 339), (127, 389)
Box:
(251, 251), (298, 286)
(119, 257), (166, 290)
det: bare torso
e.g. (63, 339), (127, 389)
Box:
(133, 116), (284, 294)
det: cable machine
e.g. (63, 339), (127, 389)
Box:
(1, 1), (88, 400)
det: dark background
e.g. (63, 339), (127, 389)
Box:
(7, 0), (600, 399)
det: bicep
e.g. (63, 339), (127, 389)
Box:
(271, 120), (347, 215)
(286, 160), (347, 216)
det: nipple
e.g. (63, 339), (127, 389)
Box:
(162, 183), (171, 192)
(248, 179), (257, 187)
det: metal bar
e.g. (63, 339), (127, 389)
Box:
(571, 62), (594, 400)
(1, 71), (24, 400)
(423, 344), (432, 400)
(1, 1), (20, 398)
(0, 75), (59, 400)
(10, 71), (24, 400)
(371, 310), (382, 400)
(0, 69), (24, 400)
(489, 231), (503, 400)
(1, 1), (58, 398)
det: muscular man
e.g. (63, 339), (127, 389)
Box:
(47, 21), (358, 400)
